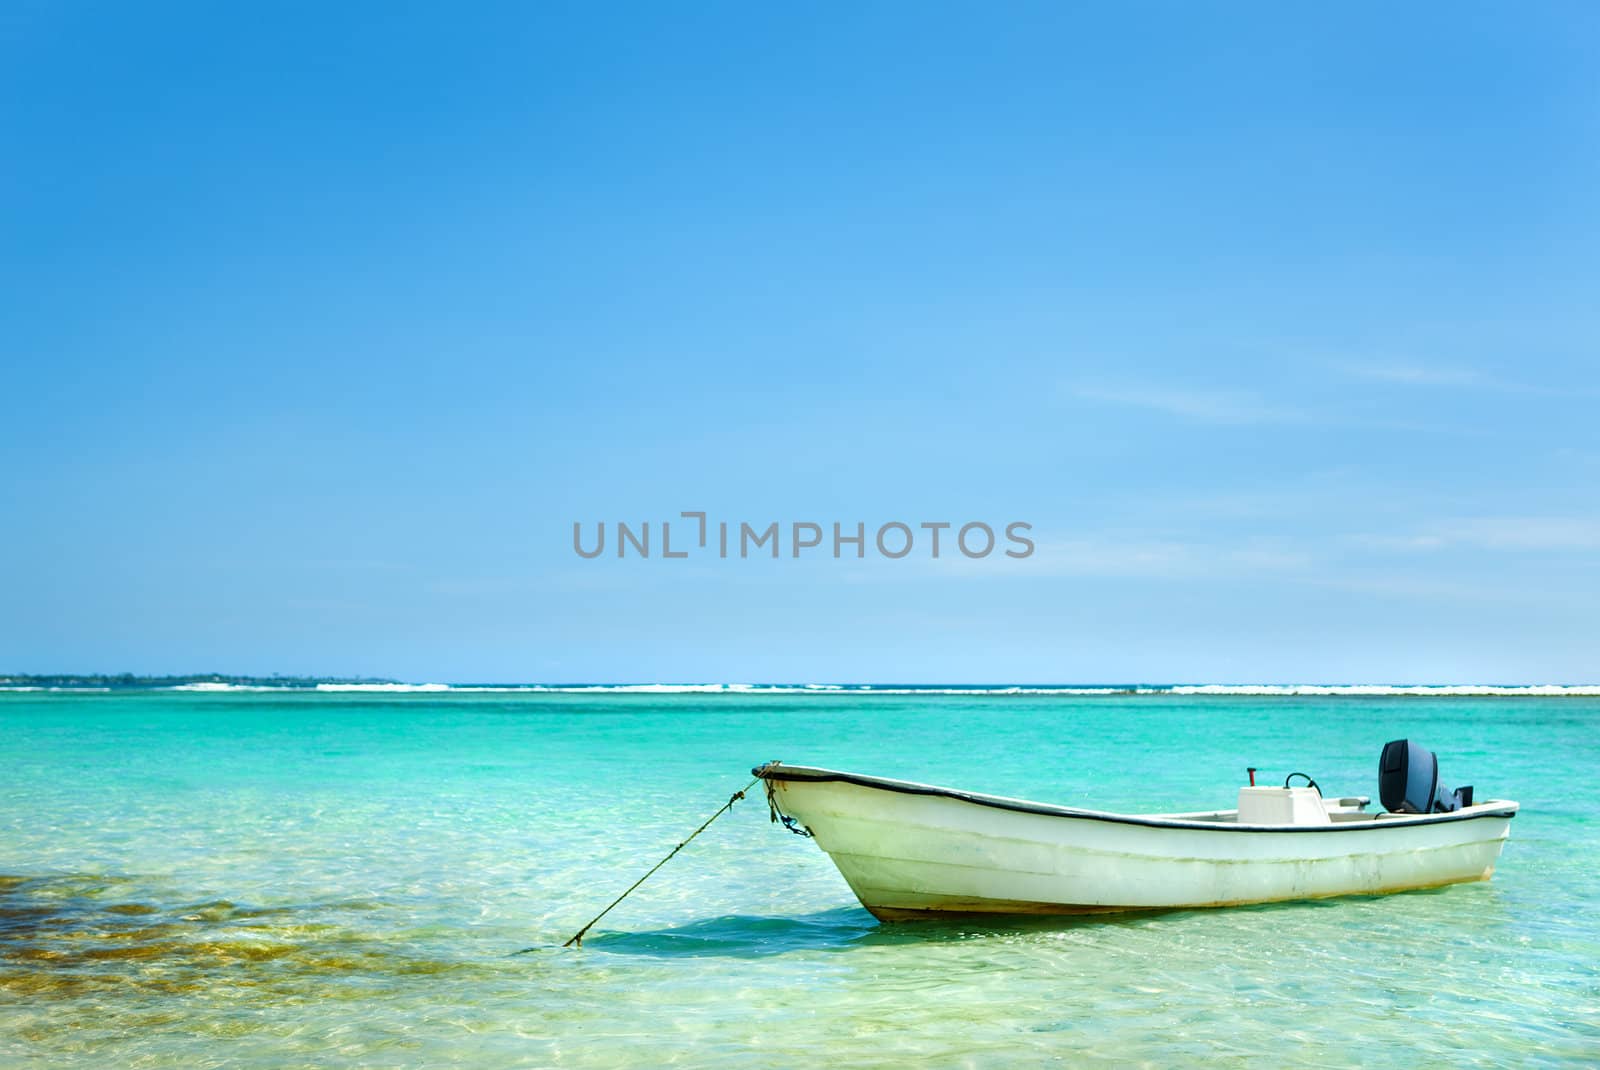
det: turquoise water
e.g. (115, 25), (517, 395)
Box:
(2, 691), (1597, 1066)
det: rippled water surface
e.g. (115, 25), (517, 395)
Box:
(2, 691), (1597, 1066)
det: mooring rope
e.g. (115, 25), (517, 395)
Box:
(766, 778), (813, 838)
(561, 776), (761, 948)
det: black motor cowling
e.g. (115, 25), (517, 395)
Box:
(1379, 739), (1474, 813)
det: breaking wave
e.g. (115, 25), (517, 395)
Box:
(1166, 684), (1600, 697)
(312, 683), (452, 693)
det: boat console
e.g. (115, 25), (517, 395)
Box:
(1237, 786), (1331, 825)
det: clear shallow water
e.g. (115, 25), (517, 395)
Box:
(1, 691), (1596, 1067)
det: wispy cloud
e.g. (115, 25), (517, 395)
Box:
(1554, 446), (1600, 468)
(1333, 360), (1491, 388)
(1302, 571), (1552, 606)
(1347, 517), (1600, 553)
(1447, 517), (1600, 551)
(1031, 537), (1198, 577)
(1328, 358), (1581, 398)
(951, 535), (1317, 579)
(1344, 534), (1450, 553)
(1069, 384), (1306, 425)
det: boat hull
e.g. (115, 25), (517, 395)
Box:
(759, 767), (1517, 920)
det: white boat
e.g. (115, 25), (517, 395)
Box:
(755, 745), (1517, 920)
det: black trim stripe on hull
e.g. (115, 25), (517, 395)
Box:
(754, 763), (1518, 834)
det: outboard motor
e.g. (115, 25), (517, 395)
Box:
(1379, 739), (1474, 813)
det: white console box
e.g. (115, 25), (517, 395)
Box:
(1237, 786), (1331, 825)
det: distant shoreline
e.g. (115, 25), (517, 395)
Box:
(0, 674), (399, 690)
(3, 677), (1599, 697)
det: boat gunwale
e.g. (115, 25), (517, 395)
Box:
(754, 763), (1519, 833)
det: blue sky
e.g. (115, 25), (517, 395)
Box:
(3, 2), (1597, 682)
